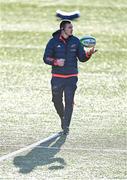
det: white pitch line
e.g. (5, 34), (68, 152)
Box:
(0, 145), (127, 154)
(0, 132), (61, 163)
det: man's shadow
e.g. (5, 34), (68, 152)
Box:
(13, 133), (67, 174)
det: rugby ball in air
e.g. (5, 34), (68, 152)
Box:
(80, 35), (96, 48)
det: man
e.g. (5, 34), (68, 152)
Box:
(43, 20), (96, 135)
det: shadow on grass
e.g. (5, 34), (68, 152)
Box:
(13, 133), (67, 174)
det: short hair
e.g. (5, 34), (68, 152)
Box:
(60, 20), (72, 30)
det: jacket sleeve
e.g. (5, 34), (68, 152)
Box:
(43, 39), (57, 66)
(77, 40), (90, 62)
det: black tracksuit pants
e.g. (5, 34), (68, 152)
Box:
(51, 76), (78, 129)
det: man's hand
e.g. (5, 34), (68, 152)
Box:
(54, 59), (65, 67)
(88, 47), (98, 55)
(84, 47), (98, 59)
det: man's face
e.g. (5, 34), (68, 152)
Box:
(64, 23), (73, 36)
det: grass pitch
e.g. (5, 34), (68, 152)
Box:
(0, 0), (127, 179)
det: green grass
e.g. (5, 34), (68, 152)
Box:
(0, 0), (127, 179)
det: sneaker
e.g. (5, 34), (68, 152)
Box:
(63, 127), (69, 135)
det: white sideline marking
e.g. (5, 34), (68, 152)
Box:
(0, 132), (61, 163)
(0, 145), (126, 154)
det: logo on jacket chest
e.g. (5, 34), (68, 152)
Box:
(70, 44), (76, 52)
(56, 43), (77, 52)
(71, 44), (76, 48)
(57, 44), (61, 48)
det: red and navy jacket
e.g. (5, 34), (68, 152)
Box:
(43, 30), (90, 78)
